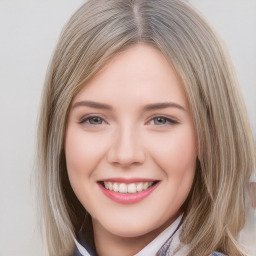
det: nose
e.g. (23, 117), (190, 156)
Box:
(107, 125), (146, 167)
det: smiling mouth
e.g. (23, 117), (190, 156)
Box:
(99, 180), (159, 194)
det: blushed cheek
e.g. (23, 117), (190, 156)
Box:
(176, 138), (197, 170)
(64, 128), (92, 179)
(65, 128), (109, 179)
(64, 130), (94, 203)
(173, 125), (197, 166)
(150, 128), (197, 179)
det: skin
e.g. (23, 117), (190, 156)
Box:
(65, 44), (197, 256)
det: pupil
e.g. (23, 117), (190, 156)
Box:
(91, 117), (101, 124)
(156, 117), (165, 124)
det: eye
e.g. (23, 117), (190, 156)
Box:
(150, 116), (178, 126)
(79, 116), (105, 125)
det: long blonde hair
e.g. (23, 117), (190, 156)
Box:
(37, 0), (255, 255)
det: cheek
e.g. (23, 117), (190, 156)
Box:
(64, 131), (102, 204)
(65, 127), (107, 177)
(148, 126), (197, 175)
(65, 131), (89, 176)
(64, 130), (89, 199)
(64, 127), (106, 212)
(146, 125), (197, 208)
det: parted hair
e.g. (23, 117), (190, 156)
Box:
(36, 0), (255, 255)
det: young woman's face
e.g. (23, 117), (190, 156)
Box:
(65, 45), (197, 239)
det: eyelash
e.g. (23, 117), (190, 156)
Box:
(78, 115), (179, 127)
(79, 115), (106, 126)
(148, 116), (179, 126)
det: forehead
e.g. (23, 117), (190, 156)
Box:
(73, 44), (188, 108)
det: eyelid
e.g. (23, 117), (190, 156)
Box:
(77, 114), (179, 126)
(78, 114), (108, 125)
(147, 115), (179, 126)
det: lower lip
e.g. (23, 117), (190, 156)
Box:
(98, 182), (160, 204)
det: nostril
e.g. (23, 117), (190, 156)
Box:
(107, 147), (146, 167)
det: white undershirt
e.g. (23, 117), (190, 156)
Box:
(74, 214), (183, 256)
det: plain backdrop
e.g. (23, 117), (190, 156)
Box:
(0, 1), (255, 255)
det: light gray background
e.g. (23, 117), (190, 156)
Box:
(0, 1), (255, 255)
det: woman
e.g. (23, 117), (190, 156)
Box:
(36, 0), (255, 255)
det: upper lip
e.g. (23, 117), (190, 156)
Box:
(98, 177), (159, 183)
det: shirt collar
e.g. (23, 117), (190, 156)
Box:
(74, 238), (92, 256)
(134, 214), (183, 256)
(74, 214), (183, 256)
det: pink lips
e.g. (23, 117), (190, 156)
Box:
(98, 178), (160, 204)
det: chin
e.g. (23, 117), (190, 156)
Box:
(108, 225), (155, 238)
(97, 213), (168, 238)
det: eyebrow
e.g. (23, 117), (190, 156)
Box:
(143, 102), (186, 111)
(72, 100), (112, 110)
(72, 100), (185, 111)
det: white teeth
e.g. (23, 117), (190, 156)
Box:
(119, 183), (128, 193)
(104, 182), (109, 189)
(136, 182), (143, 192)
(143, 182), (149, 190)
(108, 182), (113, 190)
(103, 181), (155, 193)
(113, 182), (119, 192)
(127, 183), (137, 193)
